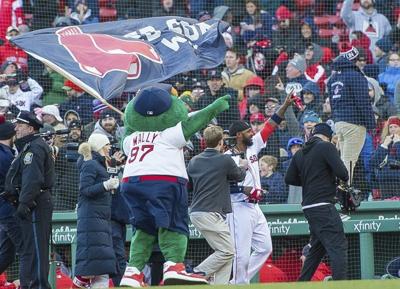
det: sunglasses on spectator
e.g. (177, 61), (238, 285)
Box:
(265, 104), (277, 109)
(251, 121), (264, 125)
(389, 57), (400, 62)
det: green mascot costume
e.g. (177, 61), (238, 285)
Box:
(119, 84), (230, 287)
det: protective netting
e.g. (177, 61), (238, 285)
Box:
(1, 0), (400, 284)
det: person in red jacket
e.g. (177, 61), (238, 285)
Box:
(0, 0), (24, 41)
(0, 26), (28, 72)
(0, 273), (19, 289)
(259, 256), (288, 283)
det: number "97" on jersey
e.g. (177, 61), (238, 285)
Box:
(128, 144), (154, 163)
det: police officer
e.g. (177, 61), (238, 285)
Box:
(0, 114), (23, 274)
(4, 111), (55, 289)
(284, 123), (349, 280)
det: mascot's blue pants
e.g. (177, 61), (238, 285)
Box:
(120, 175), (189, 270)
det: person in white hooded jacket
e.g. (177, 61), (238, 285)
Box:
(341, 0), (392, 60)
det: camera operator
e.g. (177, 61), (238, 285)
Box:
(53, 120), (84, 210)
(285, 123), (349, 280)
(226, 92), (294, 284)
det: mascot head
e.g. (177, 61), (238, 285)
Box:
(124, 84), (188, 132)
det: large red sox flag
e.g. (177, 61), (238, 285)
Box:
(11, 17), (228, 101)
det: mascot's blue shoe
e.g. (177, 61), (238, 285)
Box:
(163, 261), (209, 285)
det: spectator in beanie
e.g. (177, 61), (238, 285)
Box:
(371, 116), (400, 199)
(285, 55), (309, 91)
(93, 109), (124, 143)
(222, 48), (255, 103)
(378, 51), (400, 102)
(259, 155), (287, 204)
(340, 0), (391, 60)
(304, 44), (327, 93)
(70, 0), (99, 25)
(240, 75), (265, 120)
(328, 46), (375, 184)
(301, 112), (322, 142)
(240, 0), (274, 44)
(0, 74), (43, 111)
(281, 137), (304, 204)
(73, 133), (118, 288)
(374, 37), (393, 73)
(59, 80), (93, 125)
(272, 5), (300, 52)
(0, 26), (28, 72)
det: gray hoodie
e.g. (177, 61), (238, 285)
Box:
(341, 0), (391, 59)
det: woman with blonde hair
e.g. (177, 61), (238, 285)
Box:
(371, 116), (400, 200)
(72, 133), (119, 288)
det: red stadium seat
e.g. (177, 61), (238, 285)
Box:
(318, 28), (334, 38)
(328, 15), (344, 26)
(98, 0), (117, 8)
(295, 0), (315, 10)
(99, 7), (117, 22)
(314, 16), (330, 27)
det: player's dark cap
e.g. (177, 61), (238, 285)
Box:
(15, 110), (43, 130)
(229, 120), (251, 137)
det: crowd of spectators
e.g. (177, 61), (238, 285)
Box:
(1, 0), (400, 212)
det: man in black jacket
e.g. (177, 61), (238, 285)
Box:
(188, 125), (247, 284)
(4, 111), (54, 289)
(285, 123), (349, 281)
(197, 69), (240, 130)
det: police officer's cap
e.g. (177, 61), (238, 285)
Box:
(15, 110), (43, 130)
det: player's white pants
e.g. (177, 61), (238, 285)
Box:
(227, 202), (272, 284)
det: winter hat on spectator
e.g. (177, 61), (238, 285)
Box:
(0, 114), (15, 140)
(340, 46), (359, 61)
(229, 120), (251, 136)
(100, 108), (119, 120)
(42, 105), (63, 122)
(302, 112), (321, 124)
(68, 120), (82, 129)
(92, 99), (108, 113)
(275, 5), (292, 21)
(388, 117), (400, 127)
(288, 55), (307, 74)
(311, 123), (333, 140)
(375, 37), (393, 54)
(250, 113), (265, 123)
(88, 133), (110, 152)
(62, 80), (84, 93)
(134, 86), (172, 116)
(287, 137), (304, 152)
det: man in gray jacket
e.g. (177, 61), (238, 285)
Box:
(341, 0), (391, 60)
(188, 125), (247, 284)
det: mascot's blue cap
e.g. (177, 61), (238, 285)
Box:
(134, 86), (172, 116)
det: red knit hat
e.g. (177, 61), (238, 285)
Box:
(62, 80), (84, 93)
(276, 5), (292, 21)
(388, 117), (400, 127)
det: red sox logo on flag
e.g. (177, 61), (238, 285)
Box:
(56, 26), (163, 79)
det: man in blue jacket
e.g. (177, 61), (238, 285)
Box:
(328, 46), (375, 184)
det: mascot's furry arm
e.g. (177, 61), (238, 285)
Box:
(182, 95), (230, 140)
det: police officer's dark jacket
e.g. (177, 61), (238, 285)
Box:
(5, 134), (55, 208)
(284, 136), (349, 206)
(0, 143), (16, 217)
(327, 56), (375, 130)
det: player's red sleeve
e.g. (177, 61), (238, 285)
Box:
(260, 121), (276, 143)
